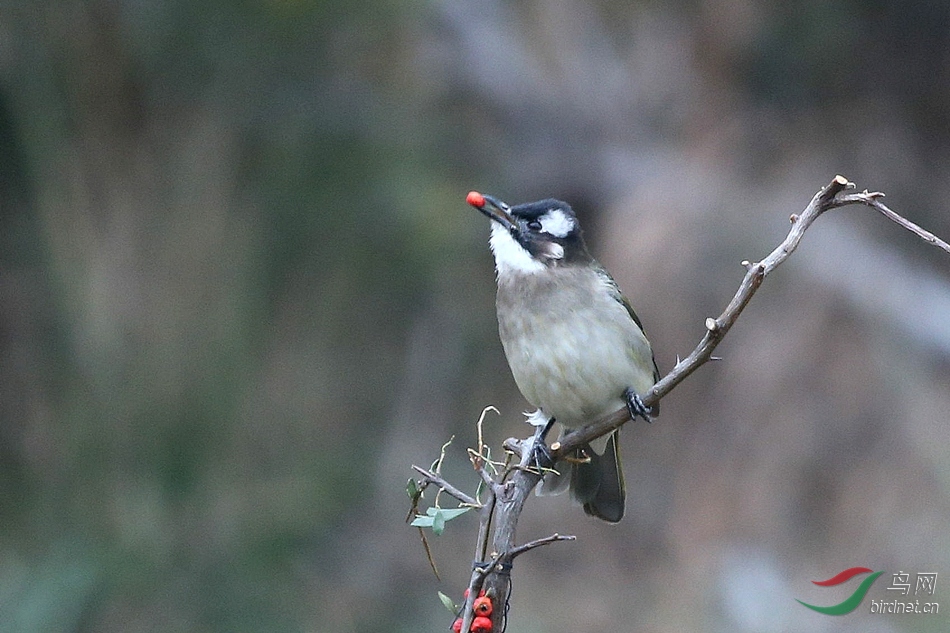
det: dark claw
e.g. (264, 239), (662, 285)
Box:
(531, 417), (556, 469)
(624, 388), (653, 423)
(533, 442), (554, 470)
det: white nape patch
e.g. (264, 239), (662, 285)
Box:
(524, 409), (550, 427)
(489, 222), (545, 275)
(539, 208), (575, 238)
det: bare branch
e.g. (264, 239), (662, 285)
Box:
(834, 191), (950, 253)
(552, 175), (947, 457)
(467, 449), (499, 490)
(411, 464), (479, 507)
(508, 533), (576, 559)
(417, 526), (440, 581)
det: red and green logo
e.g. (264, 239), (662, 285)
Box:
(796, 567), (885, 615)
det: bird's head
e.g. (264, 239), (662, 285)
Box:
(467, 191), (591, 276)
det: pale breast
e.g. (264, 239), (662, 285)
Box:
(496, 267), (655, 425)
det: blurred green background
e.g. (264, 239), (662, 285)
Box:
(2, 1), (949, 632)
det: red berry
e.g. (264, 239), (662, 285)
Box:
(473, 596), (493, 617)
(470, 615), (492, 632)
(451, 617), (463, 633)
(466, 191), (485, 207)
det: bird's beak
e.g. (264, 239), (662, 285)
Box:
(467, 191), (518, 233)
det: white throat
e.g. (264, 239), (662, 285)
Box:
(489, 223), (545, 276)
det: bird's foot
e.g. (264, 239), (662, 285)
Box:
(624, 388), (653, 423)
(529, 417), (556, 470)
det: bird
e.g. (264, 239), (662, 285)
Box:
(467, 190), (659, 522)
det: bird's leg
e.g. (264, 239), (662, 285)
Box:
(529, 416), (556, 469)
(624, 387), (653, 423)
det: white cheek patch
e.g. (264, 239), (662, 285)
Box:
(539, 209), (575, 239)
(489, 223), (545, 275)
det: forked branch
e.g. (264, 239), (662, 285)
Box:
(552, 176), (949, 457)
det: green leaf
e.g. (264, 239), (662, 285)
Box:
(432, 509), (446, 535)
(406, 478), (420, 499)
(410, 515), (433, 528)
(436, 507), (470, 520)
(412, 507), (470, 533)
(438, 591), (457, 614)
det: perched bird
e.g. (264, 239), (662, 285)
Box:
(468, 191), (659, 522)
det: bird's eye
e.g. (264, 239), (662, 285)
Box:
(527, 219), (542, 231)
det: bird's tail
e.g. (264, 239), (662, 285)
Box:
(573, 430), (625, 523)
(536, 429), (626, 523)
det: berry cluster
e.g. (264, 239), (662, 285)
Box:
(451, 589), (493, 633)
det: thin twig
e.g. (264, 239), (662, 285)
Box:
(833, 191), (950, 253)
(417, 526), (440, 581)
(508, 533), (576, 559)
(468, 451), (499, 490)
(411, 465), (479, 507)
(473, 485), (496, 564)
(476, 406), (498, 456)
